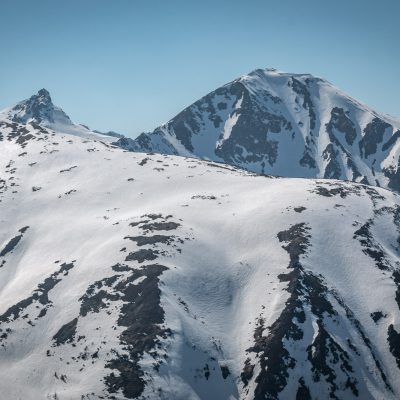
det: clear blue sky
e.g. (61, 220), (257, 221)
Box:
(1, 0), (399, 137)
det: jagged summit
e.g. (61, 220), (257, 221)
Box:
(116, 68), (400, 192)
(246, 67), (313, 77)
(1, 88), (72, 128)
(3, 88), (71, 126)
(0, 89), (118, 142)
(37, 88), (50, 96)
(35, 88), (52, 102)
(28, 88), (52, 108)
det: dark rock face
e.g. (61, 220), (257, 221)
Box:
(382, 130), (400, 152)
(241, 358), (254, 387)
(307, 320), (359, 398)
(371, 311), (387, 323)
(296, 377), (312, 400)
(124, 235), (173, 246)
(215, 82), (291, 168)
(323, 114), (349, 180)
(311, 182), (360, 198)
(277, 223), (310, 266)
(53, 318), (78, 345)
(220, 365), (230, 379)
(322, 143), (342, 179)
(388, 325), (400, 369)
(322, 107), (361, 180)
(159, 107), (200, 153)
(125, 248), (159, 263)
(354, 221), (390, 271)
(393, 270), (400, 312)
(0, 226), (29, 257)
(161, 82), (244, 154)
(299, 148), (317, 169)
(289, 77), (316, 130)
(104, 264), (170, 398)
(326, 107), (357, 146)
(359, 118), (391, 159)
(1, 120), (40, 148)
(383, 160), (400, 192)
(79, 275), (121, 317)
(140, 221), (180, 232)
(116, 133), (178, 155)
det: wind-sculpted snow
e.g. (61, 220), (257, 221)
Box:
(117, 68), (400, 193)
(2, 121), (400, 399)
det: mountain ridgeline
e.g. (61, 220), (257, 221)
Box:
(117, 68), (400, 192)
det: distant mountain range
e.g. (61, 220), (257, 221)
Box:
(4, 69), (400, 193)
(117, 68), (400, 192)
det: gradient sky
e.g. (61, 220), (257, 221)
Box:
(1, 0), (399, 138)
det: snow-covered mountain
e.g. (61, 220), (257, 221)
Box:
(0, 89), (119, 142)
(116, 68), (400, 192)
(1, 117), (400, 399)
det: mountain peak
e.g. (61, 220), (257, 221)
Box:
(38, 88), (49, 94)
(251, 67), (280, 74)
(0, 90), (121, 142)
(244, 67), (319, 82)
(244, 67), (282, 78)
(119, 67), (400, 192)
(2, 88), (71, 126)
(36, 88), (51, 100)
(22, 88), (54, 115)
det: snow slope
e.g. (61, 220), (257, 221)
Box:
(1, 120), (400, 399)
(117, 68), (400, 193)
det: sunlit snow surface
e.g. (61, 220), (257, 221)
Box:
(1, 120), (400, 399)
